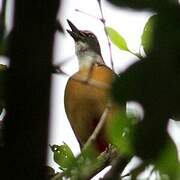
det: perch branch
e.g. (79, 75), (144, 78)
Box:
(101, 155), (130, 180)
(97, 0), (114, 71)
(82, 102), (112, 151)
(50, 172), (65, 180)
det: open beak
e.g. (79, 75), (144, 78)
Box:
(67, 19), (84, 41)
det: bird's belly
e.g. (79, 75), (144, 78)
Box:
(64, 79), (108, 145)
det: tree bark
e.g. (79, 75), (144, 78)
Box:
(2, 1), (60, 179)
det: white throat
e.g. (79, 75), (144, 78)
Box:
(75, 41), (104, 69)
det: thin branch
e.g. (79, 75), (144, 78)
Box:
(50, 172), (65, 180)
(129, 49), (143, 60)
(147, 167), (156, 180)
(79, 146), (117, 180)
(97, 0), (115, 71)
(55, 19), (64, 33)
(121, 172), (131, 179)
(82, 102), (112, 151)
(52, 55), (74, 70)
(101, 155), (130, 180)
(75, 9), (101, 21)
(130, 162), (146, 180)
(52, 55), (75, 74)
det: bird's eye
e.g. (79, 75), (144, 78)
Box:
(87, 33), (95, 38)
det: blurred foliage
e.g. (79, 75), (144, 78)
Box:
(141, 14), (157, 55)
(155, 136), (180, 179)
(107, 0), (178, 11)
(109, 0), (180, 179)
(107, 110), (137, 156)
(107, 110), (180, 179)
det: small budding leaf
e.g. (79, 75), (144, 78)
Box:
(106, 26), (129, 52)
(50, 143), (76, 170)
(141, 14), (157, 55)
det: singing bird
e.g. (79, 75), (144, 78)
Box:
(64, 20), (118, 152)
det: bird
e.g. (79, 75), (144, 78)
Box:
(64, 20), (119, 153)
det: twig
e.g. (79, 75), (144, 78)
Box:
(52, 55), (75, 74)
(82, 102), (112, 151)
(147, 167), (156, 180)
(121, 172), (131, 178)
(50, 171), (65, 180)
(75, 9), (101, 21)
(79, 146), (117, 180)
(101, 155), (130, 180)
(130, 162), (146, 180)
(129, 50), (143, 60)
(55, 19), (64, 33)
(97, 0), (115, 71)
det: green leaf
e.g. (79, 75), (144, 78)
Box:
(50, 143), (76, 170)
(141, 15), (157, 55)
(106, 26), (129, 51)
(155, 137), (180, 179)
(107, 110), (137, 155)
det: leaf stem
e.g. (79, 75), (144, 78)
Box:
(128, 50), (143, 60)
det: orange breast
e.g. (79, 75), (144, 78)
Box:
(64, 65), (116, 151)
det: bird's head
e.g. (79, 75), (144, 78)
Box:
(67, 20), (102, 60)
